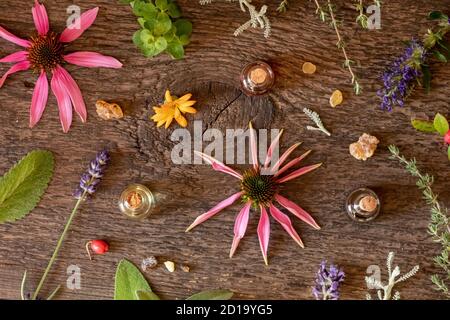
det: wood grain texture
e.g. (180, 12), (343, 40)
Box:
(0, 0), (450, 300)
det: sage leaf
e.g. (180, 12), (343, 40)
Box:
(0, 150), (54, 224)
(114, 259), (151, 300)
(186, 289), (233, 300)
(434, 113), (449, 136)
(136, 290), (161, 300)
(411, 119), (436, 133)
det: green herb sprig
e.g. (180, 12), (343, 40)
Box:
(121, 0), (193, 59)
(277, 0), (289, 13)
(311, 0), (362, 95)
(389, 145), (450, 298)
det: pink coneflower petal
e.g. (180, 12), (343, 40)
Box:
(0, 26), (31, 47)
(276, 163), (322, 184)
(64, 52), (123, 69)
(257, 206), (270, 265)
(275, 194), (320, 230)
(0, 60), (31, 88)
(186, 191), (243, 232)
(59, 7), (99, 43)
(269, 203), (304, 248)
(195, 151), (243, 180)
(230, 202), (251, 258)
(51, 71), (73, 133)
(264, 129), (283, 167)
(32, 0), (49, 36)
(249, 122), (259, 169)
(55, 66), (87, 122)
(30, 70), (49, 128)
(274, 150), (312, 178)
(0, 51), (28, 63)
(270, 142), (302, 173)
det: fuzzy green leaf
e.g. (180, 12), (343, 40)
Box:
(411, 119), (436, 133)
(155, 0), (168, 11)
(434, 113), (449, 136)
(167, 3), (181, 18)
(136, 290), (161, 300)
(186, 289), (234, 300)
(174, 19), (192, 36)
(167, 40), (184, 59)
(0, 150), (54, 224)
(114, 259), (151, 300)
(154, 12), (172, 35)
(434, 50), (448, 63)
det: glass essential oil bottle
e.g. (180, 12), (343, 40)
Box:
(119, 184), (155, 219)
(345, 187), (381, 222)
(240, 61), (275, 96)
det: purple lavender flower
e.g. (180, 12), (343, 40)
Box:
(74, 150), (110, 199)
(312, 261), (345, 300)
(378, 39), (428, 111)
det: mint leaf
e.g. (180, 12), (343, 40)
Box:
(411, 118), (436, 133)
(186, 289), (234, 300)
(434, 113), (449, 136)
(174, 19), (192, 36)
(114, 259), (151, 300)
(0, 150), (54, 224)
(167, 40), (184, 59)
(136, 290), (161, 300)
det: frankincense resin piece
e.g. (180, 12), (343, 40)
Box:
(349, 133), (379, 161)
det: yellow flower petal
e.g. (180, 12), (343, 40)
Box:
(174, 107), (181, 119)
(175, 114), (187, 127)
(178, 100), (196, 109)
(178, 105), (197, 114)
(165, 115), (174, 128)
(165, 90), (173, 103)
(156, 120), (166, 127)
(177, 93), (192, 103)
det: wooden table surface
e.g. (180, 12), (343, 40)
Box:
(0, 0), (450, 300)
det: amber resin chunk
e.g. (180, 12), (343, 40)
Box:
(96, 100), (124, 120)
(349, 133), (379, 161)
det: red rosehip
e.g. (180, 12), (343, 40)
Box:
(445, 130), (450, 144)
(86, 240), (109, 260)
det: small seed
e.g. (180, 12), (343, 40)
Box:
(330, 90), (343, 108)
(164, 261), (175, 273)
(302, 62), (317, 74)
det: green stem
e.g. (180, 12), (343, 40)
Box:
(32, 191), (87, 300)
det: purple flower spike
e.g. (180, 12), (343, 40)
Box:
(74, 150), (110, 199)
(312, 261), (345, 300)
(378, 39), (428, 111)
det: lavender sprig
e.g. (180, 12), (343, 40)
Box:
(378, 39), (428, 111)
(312, 261), (345, 300)
(74, 150), (110, 199)
(25, 150), (110, 300)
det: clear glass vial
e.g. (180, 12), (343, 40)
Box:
(119, 184), (155, 220)
(345, 187), (380, 222)
(240, 61), (275, 96)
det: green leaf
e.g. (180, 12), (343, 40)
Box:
(428, 11), (448, 21)
(166, 40), (184, 59)
(140, 29), (154, 44)
(411, 118), (436, 133)
(434, 113), (449, 136)
(0, 150), (54, 224)
(174, 19), (192, 36)
(154, 12), (172, 35)
(433, 50), (448, 63)
(155, 0), (168, 11)
(136, 290), (161, 300)
(114, 259), (151, 300)
(186, 289), (234, 300)
(167, 3), (181, 18)
(179, 34), (190, 46)
(154, 36), (168, 52)
(422, 64), (432, 93)
(447, 145), (450, 161)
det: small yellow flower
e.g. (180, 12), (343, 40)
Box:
(151, 90), (197, 128)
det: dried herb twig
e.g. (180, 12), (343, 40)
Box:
(200, 0), (271, 38)
(389, 145), (450, 298)
(277, 0), (289, 13)
(303, 108), (331, 136)
(366, 252), (419, 300)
